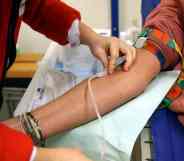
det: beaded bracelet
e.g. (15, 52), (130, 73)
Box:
(19, 113), (45, 146)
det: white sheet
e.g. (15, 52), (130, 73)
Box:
(46, 71), (179, 161)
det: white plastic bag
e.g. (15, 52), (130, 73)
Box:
(14, 42), (102, 115)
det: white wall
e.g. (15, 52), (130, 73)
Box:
(64, 0), (111, 29)
(18, 0), (142, 53)
(18, 23), (52, 53)
(120, 0), (142, 30)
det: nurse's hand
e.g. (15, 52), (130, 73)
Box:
(35, 147), (93, 161)
(79, 22), (136, 74)
(89, 36), (136, 74)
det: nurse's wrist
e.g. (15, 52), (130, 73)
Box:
(79, 22), (100, 47)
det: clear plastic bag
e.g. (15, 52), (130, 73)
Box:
(14, 42), (103, 114)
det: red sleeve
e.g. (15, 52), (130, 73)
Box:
(144, 0), (184, 69)
(0, 123), (33, 161)
(23, 0), (81, 45)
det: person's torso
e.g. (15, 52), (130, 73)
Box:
(0, 0), (21, 81)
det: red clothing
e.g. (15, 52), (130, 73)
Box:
(144, 0), (184, 70)
(0, 123), (33, 161)
(0, 0), (81, 80)
(0, 0), (80, 161)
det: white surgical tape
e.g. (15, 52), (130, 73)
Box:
(68, 19), (80, 47)
(19, 0), (27, 16)
(87, 71), (107, 161)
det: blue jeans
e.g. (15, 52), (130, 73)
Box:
(141, 0), (160, 24)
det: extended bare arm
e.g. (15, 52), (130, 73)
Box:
(3, 49), (160, 138)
